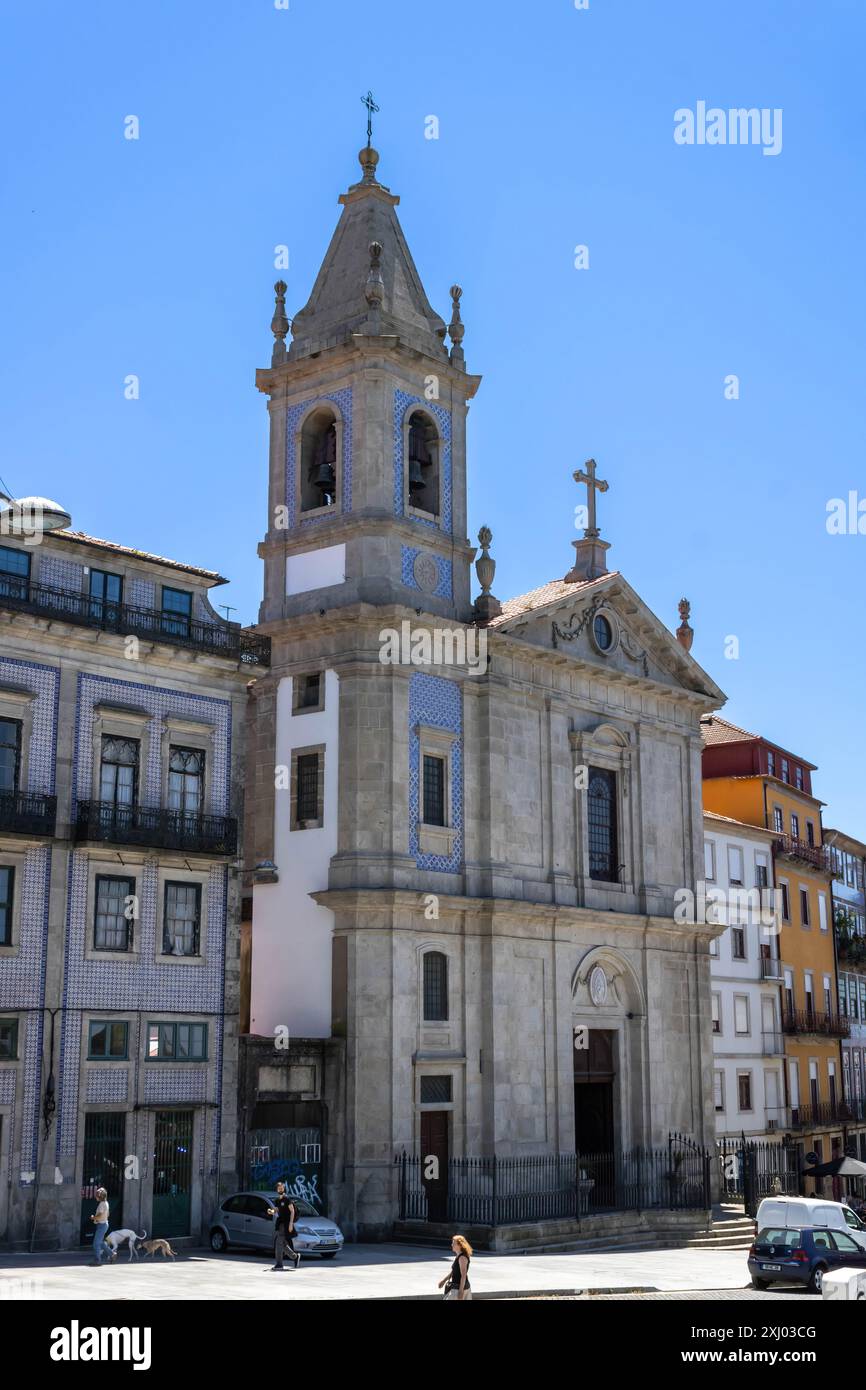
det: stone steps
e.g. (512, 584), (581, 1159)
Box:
(393, 1218), (756, 1257)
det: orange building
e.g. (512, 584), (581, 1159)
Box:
(701, 716), (846, 1188)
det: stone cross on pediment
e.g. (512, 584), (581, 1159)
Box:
(573, 458), (608, 539)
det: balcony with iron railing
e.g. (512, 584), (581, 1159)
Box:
(0, 790), (57, 837)
(772, 834), (829, 872)
(74, 801), (237, 856)
(760, 954), (783, 980)
(761, 1030), (784, 1056)
(782, 1007), (850, 1038)
(0, 577), (270, 666)
(766, 1101), (849, 1131)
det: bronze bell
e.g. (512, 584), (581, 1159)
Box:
(313, 461), (335, 496)
(408, 454), (425, 496)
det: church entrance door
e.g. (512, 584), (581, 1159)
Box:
(574, 1028), (616, 1152)
(420, 1111), (449, 1222)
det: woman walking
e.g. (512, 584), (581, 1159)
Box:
(438, 1235), (472, 1300)
(90, 1188), (110, 1266)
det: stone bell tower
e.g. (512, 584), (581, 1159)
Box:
(255, 145), (481, 625)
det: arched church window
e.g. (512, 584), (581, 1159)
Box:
(406, 410), (439, 517)
(300, 407), (338, 512)
(423, 951), (448, 1021)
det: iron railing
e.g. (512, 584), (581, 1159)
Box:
(760, 955), (783, 980)
(0, 790), (56, 837)
(395, 1142), (711, 1226)
(717, 1137), (800, 1215)
(74, 801), (237, 855)
(761, 1030), (784, 1055)
(782, 1008), (850, 1038)
(773, 835), (829, 872)
(0, 577), (270, 665)
(766, 1101), (849, 1130)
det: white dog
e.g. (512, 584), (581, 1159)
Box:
(105, 1228), (146, 1262)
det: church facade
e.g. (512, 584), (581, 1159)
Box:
(245, 145), (726, 1239)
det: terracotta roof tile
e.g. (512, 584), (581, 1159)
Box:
(703, 810), (775, 837)
(54, 530), (227, 584)
(488, 572), (618, 628)
(699, 714), (759, 746)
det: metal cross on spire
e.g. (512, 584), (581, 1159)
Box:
(573, 458), (609, 538)
(360, 90), (379, 148)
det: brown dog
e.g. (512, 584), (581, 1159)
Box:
(138, 1238), (176, 1260)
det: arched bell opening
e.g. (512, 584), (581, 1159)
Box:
(300, 406), (339, 513)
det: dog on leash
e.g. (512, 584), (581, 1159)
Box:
(105, 1228), (146, 1262)
(137, 1237), (177, 1260)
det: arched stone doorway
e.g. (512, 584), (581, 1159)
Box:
(571, 947), (646, 1157)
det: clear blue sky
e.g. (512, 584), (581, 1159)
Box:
(1, 1), (864, 832)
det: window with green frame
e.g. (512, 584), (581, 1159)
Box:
(146, 1021), (207, 1061)
(87, 1020), (129, 1060)
(0, 1018), (18, 1059)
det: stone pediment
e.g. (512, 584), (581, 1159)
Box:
(490, 572), (723, 701)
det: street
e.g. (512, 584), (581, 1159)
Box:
(0, 1242), (815, 1301)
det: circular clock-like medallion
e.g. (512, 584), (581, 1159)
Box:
(413, 552), (439, 594)
(589, 965), (608, 1007)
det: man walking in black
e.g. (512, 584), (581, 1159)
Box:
(267, 1182), (300, 1270)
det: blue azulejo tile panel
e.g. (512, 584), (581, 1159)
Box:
(143, 1067), (208, 1104)
(86, 1069), (129, 1104)
(0, 846), (50, 1182)
(400, 546), (453, 599)
(128, 577), (156, 610)
(0, 658), (59, 794)
(56, 857), (227, 1159)
(73, 673), (231, 816)
(285, 387), (353, 528)
(408, 672), (462, 873)
(393, 390), (452, 532)
(38, 555), (84, 593)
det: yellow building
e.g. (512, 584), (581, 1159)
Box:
(702, 716), (845, 1188)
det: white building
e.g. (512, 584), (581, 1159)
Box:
(704, 812), (785, 1139)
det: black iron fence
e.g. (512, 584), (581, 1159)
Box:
(74, 800), (237, 855)
(0, 790), (56, 837)
(0, 576), (270, 666)
(717, 1137), (800, 1216)
(395, 1140), (711, 1227)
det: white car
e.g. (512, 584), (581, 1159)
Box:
(755, 1196), (866, 1251)
(209, 1191), (344, 1258)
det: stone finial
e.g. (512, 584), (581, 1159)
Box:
(448, 284), (465, 368)
(676, 597), (694, 652)
(358, 145), (381, 185)
(364, 240), (384, 333)
(473, 525), (501, 623)
(270, 280), (289, 365)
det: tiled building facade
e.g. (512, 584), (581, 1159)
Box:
(0, 525), (264, 1247)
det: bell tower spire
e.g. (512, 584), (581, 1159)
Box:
(255, 144), (481, 629)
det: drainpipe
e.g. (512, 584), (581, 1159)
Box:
(28, 1008), (59, 1253)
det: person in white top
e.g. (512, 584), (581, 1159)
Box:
(90, 1188), (110, 1266)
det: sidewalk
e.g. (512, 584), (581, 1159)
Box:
(0, 1242), (753, 1300)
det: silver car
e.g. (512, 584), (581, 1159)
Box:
(208, 1190), (344, 1258)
